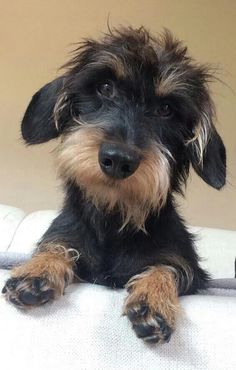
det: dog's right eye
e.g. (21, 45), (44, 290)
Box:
(97, 81), (114, 98)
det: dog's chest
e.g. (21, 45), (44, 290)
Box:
(77, 232), (160, 288)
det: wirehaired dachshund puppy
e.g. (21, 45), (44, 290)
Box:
(2, 27), (226, 344)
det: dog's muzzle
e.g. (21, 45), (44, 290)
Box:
(98, 143), (141, 179)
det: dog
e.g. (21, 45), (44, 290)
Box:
(2, 27), (226, 344)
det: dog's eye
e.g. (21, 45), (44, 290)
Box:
(156, 103), (173, 118)
(97, 81), (114, 98)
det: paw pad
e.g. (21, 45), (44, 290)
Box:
(2, 276), (55, 309)
(126, 303), (173, 343)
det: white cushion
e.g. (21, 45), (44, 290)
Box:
(190, 226), (236, 278)
(0, 269), (235, 370)
(0, 205), (236, 369)
(0, 204), (25, 252)
(8, 210), (58, 254)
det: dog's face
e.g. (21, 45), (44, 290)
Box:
(22, 27), (226, 230)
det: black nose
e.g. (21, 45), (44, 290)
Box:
(99, 143), (141, 179)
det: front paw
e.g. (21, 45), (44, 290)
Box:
(2, 276), (55, 309)
(2, 250), (75, 309)
(124, 301), (173, 344)
(124, 266), (179, 344)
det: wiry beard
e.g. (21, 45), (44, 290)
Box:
(57, 126), (171, 232)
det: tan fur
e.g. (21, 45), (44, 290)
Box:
(37, 242), (80, 262)
(54, 91), (68, 131)
(87, 50), (127, 78)
(155, 31), (189, 96)
(157, 71), (213, 164)
(156, 66), (190, 97)
(57, 126), (170, 231)
(11, 248), (76, 296)
(186, 111), (213, 164)
(124, 266), (180, 328)
(156, 66), (211, 164)
(157, 254), (194, 294)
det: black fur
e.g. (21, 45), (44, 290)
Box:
(188, 129), (226, 189)
(20, 27), (226, 294)
(22, 77), (64, 144)
(41, 186), (208, 293)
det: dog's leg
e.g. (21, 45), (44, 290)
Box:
(123, 265), (181, 344)
(2, 245), (77, 309)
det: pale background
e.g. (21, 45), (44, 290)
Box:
(0, 0), (235, 230)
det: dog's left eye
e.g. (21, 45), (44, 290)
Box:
(156, 103), (173, 118)
(97, 81), (114, 98)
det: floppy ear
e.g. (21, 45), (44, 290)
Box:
(21, 77), (65, 144)
(188, 128), (226, 190)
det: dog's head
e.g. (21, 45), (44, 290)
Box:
(22, 27), (226, 230)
